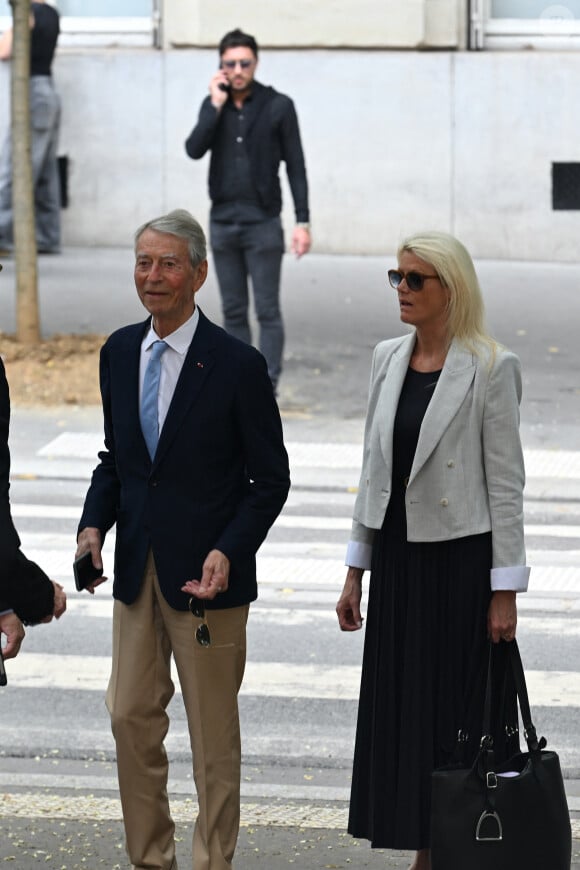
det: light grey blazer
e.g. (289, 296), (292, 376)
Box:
(347, 333), (530, 591)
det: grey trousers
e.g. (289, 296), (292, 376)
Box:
(210, 217), (285, 390)
(0, 75), (61, 252)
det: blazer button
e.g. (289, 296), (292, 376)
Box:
(151, 480), (158, 488)
(447, 460), (455, 468)
(440, 497), (449, 506)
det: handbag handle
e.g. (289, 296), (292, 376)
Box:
(481, 639), (544, 756)
(507, 640), (544, 752)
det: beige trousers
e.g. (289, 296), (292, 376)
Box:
(106, 552), (249, 870)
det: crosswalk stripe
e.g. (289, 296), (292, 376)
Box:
(4, 653), (580, 706)
(14, 547), (580, 598)
(9, 505), (580, 544)
(35, 433), (580, 479)
(53, 601), (580, 637)
(11, 552), (580, 610)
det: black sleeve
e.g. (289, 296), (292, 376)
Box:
(185, 98), (222, 160)
(0, 359), (55, 624)
(77, 342), (121, 538)
(278, 97), (309, 223)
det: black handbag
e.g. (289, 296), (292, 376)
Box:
(430, 640), (571, 870)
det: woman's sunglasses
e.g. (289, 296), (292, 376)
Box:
(388, 269), (439, 292)
(189, 597), (211, 647)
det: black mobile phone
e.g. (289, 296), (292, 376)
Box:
(0, 648), (7, 687)
(73, 551), (103, 591)
(218, 64), (231, 93)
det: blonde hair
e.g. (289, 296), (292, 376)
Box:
(398, 231), (497, 358)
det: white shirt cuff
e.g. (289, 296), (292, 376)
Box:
(345, 540), (373, 571)
(491, 565), (530, 592)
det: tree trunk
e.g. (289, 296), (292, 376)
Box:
(10, 0), (40, 344)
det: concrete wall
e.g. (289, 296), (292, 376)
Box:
(1, 48), (579, 261)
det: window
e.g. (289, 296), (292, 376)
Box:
(491, 0), (580, 15)
(470, 0), (580, 48)
(0, 1), (158, 48)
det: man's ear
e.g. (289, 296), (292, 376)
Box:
(193, 259), (209, 293)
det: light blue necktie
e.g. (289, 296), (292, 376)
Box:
(140, 340), (168, 459)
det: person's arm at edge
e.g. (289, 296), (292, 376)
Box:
(76, 342), (120, 590)
(279, 97), (311, 257)
(0, 11), (36, 62)
(0, 28), (13, 61)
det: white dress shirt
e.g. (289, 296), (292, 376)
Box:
(139, 308), (199, 433)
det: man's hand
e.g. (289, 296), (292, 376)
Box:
(181, 549), (230, 600)
(43, 581), (66, 621)
(75, 527), (107, 594)
(291, 226), (311, 259)
(209, 71), (230, 110)
(0, 612), (25, 659)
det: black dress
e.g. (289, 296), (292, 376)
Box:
(348, 367), (518, 850)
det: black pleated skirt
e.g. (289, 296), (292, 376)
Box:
(347, 499), (518, 850)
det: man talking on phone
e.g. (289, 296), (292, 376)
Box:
(185, 28), (311, 394)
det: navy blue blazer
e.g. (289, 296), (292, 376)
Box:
(78, 310), (290, 610)
(0, 359), (54, 623)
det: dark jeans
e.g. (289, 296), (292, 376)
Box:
(210, 217), (285, 389)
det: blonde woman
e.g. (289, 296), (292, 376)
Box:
(336, 232), (530, 870)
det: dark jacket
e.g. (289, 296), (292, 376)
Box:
(185, 80), (309, 223)
(0, 359), (54, 623)
(78, 310), (290, 610)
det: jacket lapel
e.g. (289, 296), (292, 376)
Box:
(376, 334), (415, 468)
(409, 339), (476, 483)
(116, 320), (150, 458)
(152, 310), (215, 468)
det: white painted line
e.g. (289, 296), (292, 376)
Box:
(276, 515), (352, 530)
(37, 432), (104, 459)
(39, 599), (580, 628)
(36, 434), (580, 479)
(10, 504), (85, 520)
(524, 449), (580, 480)
(525, 525), (580, 539)
(4, 654), (580, 706)
(10, 504), (580, 541)
(15, 546), (580, 595)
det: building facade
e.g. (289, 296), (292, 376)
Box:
(1, 0), (579, 260)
